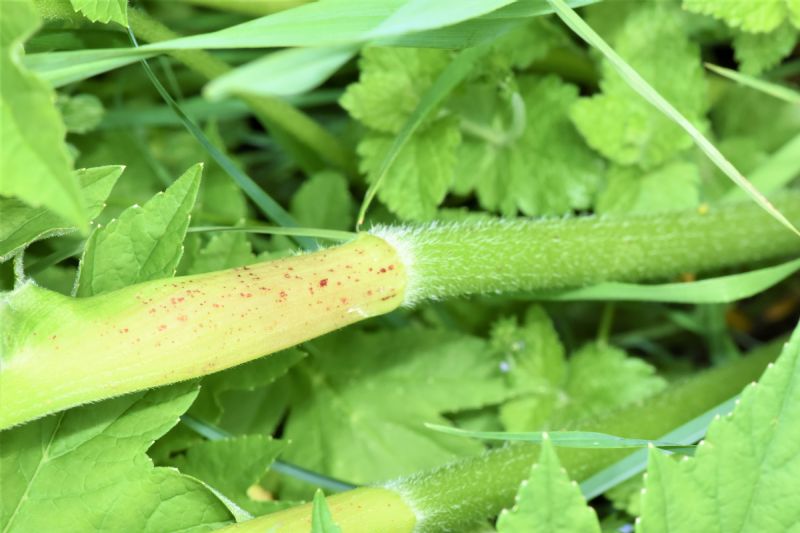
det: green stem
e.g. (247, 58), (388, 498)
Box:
(372, 193), (800, 305)
(2, 196), (798, 429)
(227, 335), (782, 532)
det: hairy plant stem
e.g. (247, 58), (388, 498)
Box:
(374, 192), (800, 304)
(233, 336), (783, 532)
(1, 196), (798, 429)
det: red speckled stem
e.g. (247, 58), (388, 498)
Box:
(0, 235), (405, 429)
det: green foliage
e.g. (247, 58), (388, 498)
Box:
(682, 0), (800, 33)
(172, 435), (287, 516)
(281, 327), (514, 490)
(0, 0), (87, 230)
(571, 3), (708, 169)
(733, 23), (799, 75)
(0, 166), (122, 261)
(75, 164), (201, 296)
(495, 307), (666, 431)
(3, 1), (800, 531)
(0, 383), (233, 532)
(497, 438), (600, 533)
(69, 0), (128, 26)
(638, 323), (800, 533)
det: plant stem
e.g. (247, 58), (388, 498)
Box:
(237, 335), (782, 532)
(2, 196), (799, 429)
(372, 193), (800, 304)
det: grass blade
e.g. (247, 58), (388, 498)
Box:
(356, 44), (492, 226)
(127, 29), (316, 250)
(547, 0), (800, 237)
(204, 45), (358, 100)
(188, 225), (356, 241)
(579, 396), (737, 499)
(522, 257), (800, 304)
(425, 424), (693, 452)
(724, 133), (800, 202)
(706, 63), (800, 104)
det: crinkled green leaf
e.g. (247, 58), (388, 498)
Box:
(311, 490), (342, 533)
(150, 349), (305, 463)
(281, 327), (513, 492)
(70, 0), (128, 26)
(571, 4), (708, 169)
(733, 23), (798, 75)
(358, 119), (461, 221)
(172, 435), (289, 516)
(290, 171), (354, 230)
(57, 93), (105, 134)
(185, 232), (256, 276)
(682, 0), (799, 33)
(0, 383), (233, 532)
(0, 166), (122, 261)
(496, 438), (600, 533)
(638, 323), (800, 533)
(498, 308), (666, 431)
(596, 161), (700, 215)
(75, 163), (202, 296)
(0, 0), (86, 230)
(340, 47), (451, 134)
(454, 75), (603, 216)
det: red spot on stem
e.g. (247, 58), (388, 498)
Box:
(319, 278), (328, 287)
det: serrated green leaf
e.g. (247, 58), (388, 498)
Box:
(57, 93), (105, 134)
(0, 383), (233, 532)
(0, 0), (86, 230)
(311, 490), (342, 533)
(571, 4), (708, 169)
(69, 0), (128, 26)
(185, 232), (256, 276)
(173, 435), (288, 516)
(290, 171), (354, 230)
(0, 166), (123, 261)
(733, 23), (798, 75)
(498, 308), (666, 431)
(596, 162), (700, 215)
(358, 119), (461, 221)
(496, 438), (600, 533)
(454, 75), (603, 216)
(340, 47), (451, 134)
(281, 327), (513, 492)
(75, 163), (202, 296)
(638, 322), (800, 533)
(682, 0), (798, 33)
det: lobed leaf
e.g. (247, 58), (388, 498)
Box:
(0, 0), (86, 230)
(0, 166), (122, 262)
(75, 163), (202, 296)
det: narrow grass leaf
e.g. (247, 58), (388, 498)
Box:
(579, 396), (738, 500)
(127, 30), (314, 250)
(188, 225), (356, 242)
(26, 0), (596, 87)
(724, 133), (800, 202)
(204, 45), (358, 100)
(706, 63), (800, 104)
(357, 44), (491, 226)
(424, 424), (693, 451)
(522, 258), (800, 304)
(547, 0), (800, 237)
